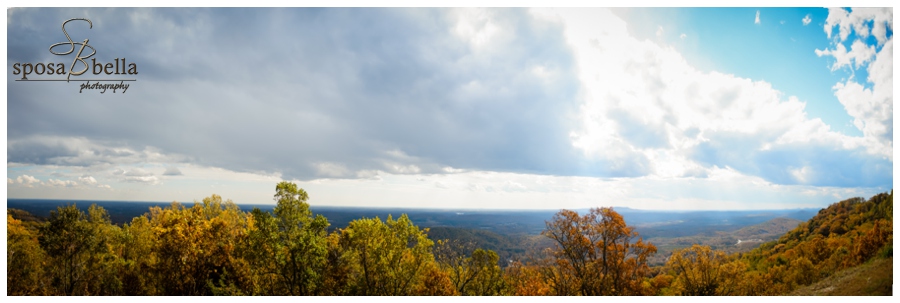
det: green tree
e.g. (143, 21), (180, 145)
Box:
(435, 239), (475, 294)
(246, 181), (329, 295)
(435, 240), (505, 295)
(39, 204), (101, 295)
(341, 214), (439, 295)
(81, 204), (124, 295)
(118, 215), (158, 295)
(463, 249), (506, 295)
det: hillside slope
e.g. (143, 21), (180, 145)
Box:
(735, 191), (893, 295)
(790, 257), (892, 296)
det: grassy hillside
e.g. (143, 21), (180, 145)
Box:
(790, 257), (892, 296)
(731, 191), (893, 295)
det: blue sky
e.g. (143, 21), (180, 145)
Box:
(5, 7), (893, 210)
(620, 8), (864, 136)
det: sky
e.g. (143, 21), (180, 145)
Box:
(4, 7), (894, 210)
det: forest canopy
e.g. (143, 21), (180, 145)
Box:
(6, 182), (893, 296)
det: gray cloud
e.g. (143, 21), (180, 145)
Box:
(8, 8), (588, 180)
(6, 8), (893, 190)
(7, 136), (187, 167)
(689, 131), (892, 187)
(163, 166), (183, 176)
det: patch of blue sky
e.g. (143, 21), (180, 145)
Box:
(618, 7), (866, 137)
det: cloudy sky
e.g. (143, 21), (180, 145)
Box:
(5, 7), (893, 210)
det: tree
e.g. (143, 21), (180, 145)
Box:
(503, 260), (551, 296)
(666, 244), (743, 296)
(340, 214), (439, 295)
(148, 195), (250, 295)
(7, 214), (48, 295)
(434, 240), (505, 295)
(39, 204), (102, 295)
(542, 207), (656, 295)
(463, 249), (506, 295)
(81, 204), (124, 295)
(854, 219), (892, 263)
(118, 215), (158, 295)
(246, 181), (330, 295)
(320, 230), (356, 295)
(435, 239), (476, 294)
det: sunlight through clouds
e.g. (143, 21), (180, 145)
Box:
(6, 7), (892, 210)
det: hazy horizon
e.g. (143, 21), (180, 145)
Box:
(6, 196), (837, 212)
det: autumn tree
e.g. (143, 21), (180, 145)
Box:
(503, 260), (551, 296)
(118, 215), (158, 295)
(318, 230), (357, 295)
(542, 207), (656, 295)
(434, 239), (505, 295)
(7, 214), (48, 295)
(339, 214), (443, 295)
(435, 239), (475, 293)
(666, 244), (744, 296)
(463, 249), (506, 295)
(246, 181), (330, 295)
(854, 219), (892, 263)
(148, 195), (250, 295)
(80, 204), (125, 295)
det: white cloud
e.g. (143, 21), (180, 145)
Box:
(802, 14), (812, 26)
(790, 166), (813, 183)
(382, 162), (422, 174)
(123, 175), (160, 184)
(109, 167), (160, 184)
(451, 8), (502, 51)
(264, 169), (886, 210)
(45, 179), (78, 187)
(824, 8), (892, 46)
(442, 166), (466, 173)
(121, 167), (154, 177)
(355, 170), (381, 180)
(531, 8), (890, 187)
(679, 33), (686, 39)
(78, 175), (98, 185)
(16, 175), (41, 186)
(815, 39), (876, 71)
(314, 162), (351, 178)
(817, 8), (893, 160)
(755, 10), (760, 24)
(503, 180), (528, 192)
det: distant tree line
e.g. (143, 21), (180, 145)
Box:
(6, 182), (892, 295)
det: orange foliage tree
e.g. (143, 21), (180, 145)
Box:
(542, 207), (656, 295)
